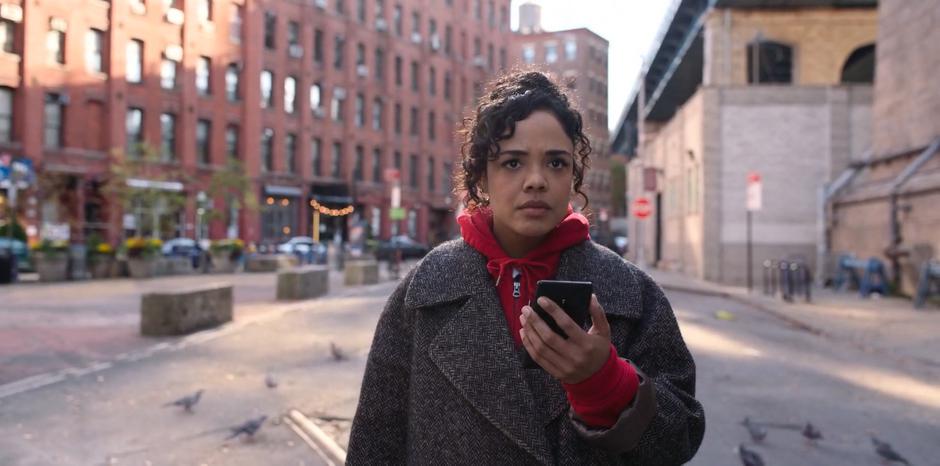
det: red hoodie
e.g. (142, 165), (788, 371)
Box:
(457, 207), (639, 428)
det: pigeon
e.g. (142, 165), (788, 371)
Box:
(329, 342), (347, 361)
(265, 373), (278, 389)
(741, 417), (767, 443)
(871, 436), (910, 465)
(225, 415), (268, 440)
(738, 444), (765, 466)
(802, 422), (823, 444)
(163, 389), (203, 412)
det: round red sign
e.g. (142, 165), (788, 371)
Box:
(633, 197), (652, 219)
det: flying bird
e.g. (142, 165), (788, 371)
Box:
(226, 415), (268, 440)
(163, 389), (203, 412)
(871, 435), (910, 465)
(741, 417), (767, 443)
(737, 444), (764, 466)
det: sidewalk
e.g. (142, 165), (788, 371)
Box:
(646, 268), (940, 372)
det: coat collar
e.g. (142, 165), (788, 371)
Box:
(405, 239), (645, 321)
(405, 239), (646, 465)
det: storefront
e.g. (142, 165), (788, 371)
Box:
(260, 184), (303, 246)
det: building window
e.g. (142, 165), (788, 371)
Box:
(427, 158), (435, 192)
(196, 56), (211, 96)
(284, 76), (297, 114)
(372, 147), (382, 182)
(229, 4), (243, 43)
(747, 40), (793, 84)
(442, 162), (452, 194)
(288, 20), (300, 51)
(354, 145), (364, 181)
(198, 0), (213, 22)
(841, 44), (875, 84)
(411, 11), (420, 36)
(225, 124), (239, 160)
(499, 47), (506, 71)
(444, 71), (452, 100)
(125, 107), (143, 157)
(331, 89), (345, 122)
(310, 83), (322, 112)
(0, 19), (15, 54)
(374, 47), (384, 81)
(225, 63), (239, 101)
(46, 22), (65, 65)
(487, 43), (494, 69)
(331, 142), (342, 178)
(473, 0), (481, 20)
(410, 61), (419, 91)
(376, 0), (386, 19)
(0, 87), (9, 143)
(311, 137), (321, 176)
(372, 98), (383, 130)
(336, 0), (346, 15)
(522, 44), (534, 64)
(313, 28), (324, 63)
(285, 133), (297, 172)
(264, 11), (276, 49)
(356, 0), (366, 23)
(126, 39), (143, 83)
(394, 56), (402, 86)
(394, 102), (402, 134)
(334, 35), (345, 70)
(409, 106), (418, 136)
(565, 40), (577, 61)
(196, 119), (211, 165)
(356, 42), (366, 66)
(85, 29), (105, 73)
(160, 113), (177, 161)
(429, 66), (436, 96)
(43, 93), (64, 149)
(160, 56), (177, 90)
(445, 25), (452, 55)
(394, 151), (402, 170)
(393, 5), (402, 35)
(487, 0), (495, 27)
(428, 111), (435, 140)
(409, 154), (418, 188)
(545, 43), (558, 63)
(260, 70), (273, 108)
(355, 93), (365, 127)
(261, 128), (274, 172)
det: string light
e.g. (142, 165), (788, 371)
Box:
(309, 199), (355, 217)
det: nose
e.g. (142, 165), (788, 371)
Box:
(522, 164), (548, 192)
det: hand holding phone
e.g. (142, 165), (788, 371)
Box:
(521, 280), (593, 369)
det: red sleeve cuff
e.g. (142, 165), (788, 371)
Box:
(561, 344), (640, 428)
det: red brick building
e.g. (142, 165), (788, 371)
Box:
(0, 0), (512, 248)
(510, 3), (611, 218)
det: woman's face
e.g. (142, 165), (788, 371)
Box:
(482, 110), (575, 256)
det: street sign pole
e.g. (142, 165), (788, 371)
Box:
(746, 172), (763, 292)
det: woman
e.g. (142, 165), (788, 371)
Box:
(347, 71), (705, 465)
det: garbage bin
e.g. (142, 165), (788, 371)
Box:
(0, 250), (16, 284)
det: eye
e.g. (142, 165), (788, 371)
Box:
(502, 159), (521, 169)
(548, 158), (570, 169)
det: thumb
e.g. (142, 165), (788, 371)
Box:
(587, 294), (611, 339)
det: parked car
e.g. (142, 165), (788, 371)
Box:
(0, 237), (31, 272)
(612, 235), (629, 256)
(375, 235), (430, 261)
(161, 237), (205, 269)
(277, 236), (328, 264)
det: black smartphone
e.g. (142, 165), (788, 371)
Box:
(522, 280), (593, 369)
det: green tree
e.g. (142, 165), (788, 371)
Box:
(206, 158), (258, 236)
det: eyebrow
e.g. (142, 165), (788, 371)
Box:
(496, 149), (573, 157)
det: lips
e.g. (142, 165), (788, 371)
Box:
(518, 200), (551, 210)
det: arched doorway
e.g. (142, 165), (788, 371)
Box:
(841, 44), (875, 83)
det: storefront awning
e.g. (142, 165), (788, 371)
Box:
(126, 178), (184, 192)
(264, 184), (303, 197)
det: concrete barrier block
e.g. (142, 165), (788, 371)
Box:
(140, 283), (233, 336)
(344, 260), (379, 286)
(277, 265), (330, 301)
(245, 254), (298, 272)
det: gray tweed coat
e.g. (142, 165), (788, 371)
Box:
(347, 239), (705, 465)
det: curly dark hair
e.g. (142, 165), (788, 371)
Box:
(455, 70), (592, 212)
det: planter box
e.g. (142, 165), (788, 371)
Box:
(277, 265), (329, 300)
(88, 257), (116, 279)
(212, 255), (240, 274)
(245, 254), (298, 272)
(140, 283), (234, 336)
(128, 257), (159, 279)
(35, 254), (69, 282)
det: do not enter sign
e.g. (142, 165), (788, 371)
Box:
(633, 196), (652, 219)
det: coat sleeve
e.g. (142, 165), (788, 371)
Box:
(346, 269), (416, 465)
(569, 271), (706, 464)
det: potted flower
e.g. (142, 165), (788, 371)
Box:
(87, 241), (116, 279)
(209, 238), (244, 273)
(125, 237), (163, 279)
(31, 239), (69, 282)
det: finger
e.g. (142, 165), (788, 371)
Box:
(521, 324), (568, 376)
(535, 296), (586, 341)
(587, 294), (611, 338)
(524, 304), (570, 353)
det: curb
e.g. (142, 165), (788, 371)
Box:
(285, 409), (347, 466)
